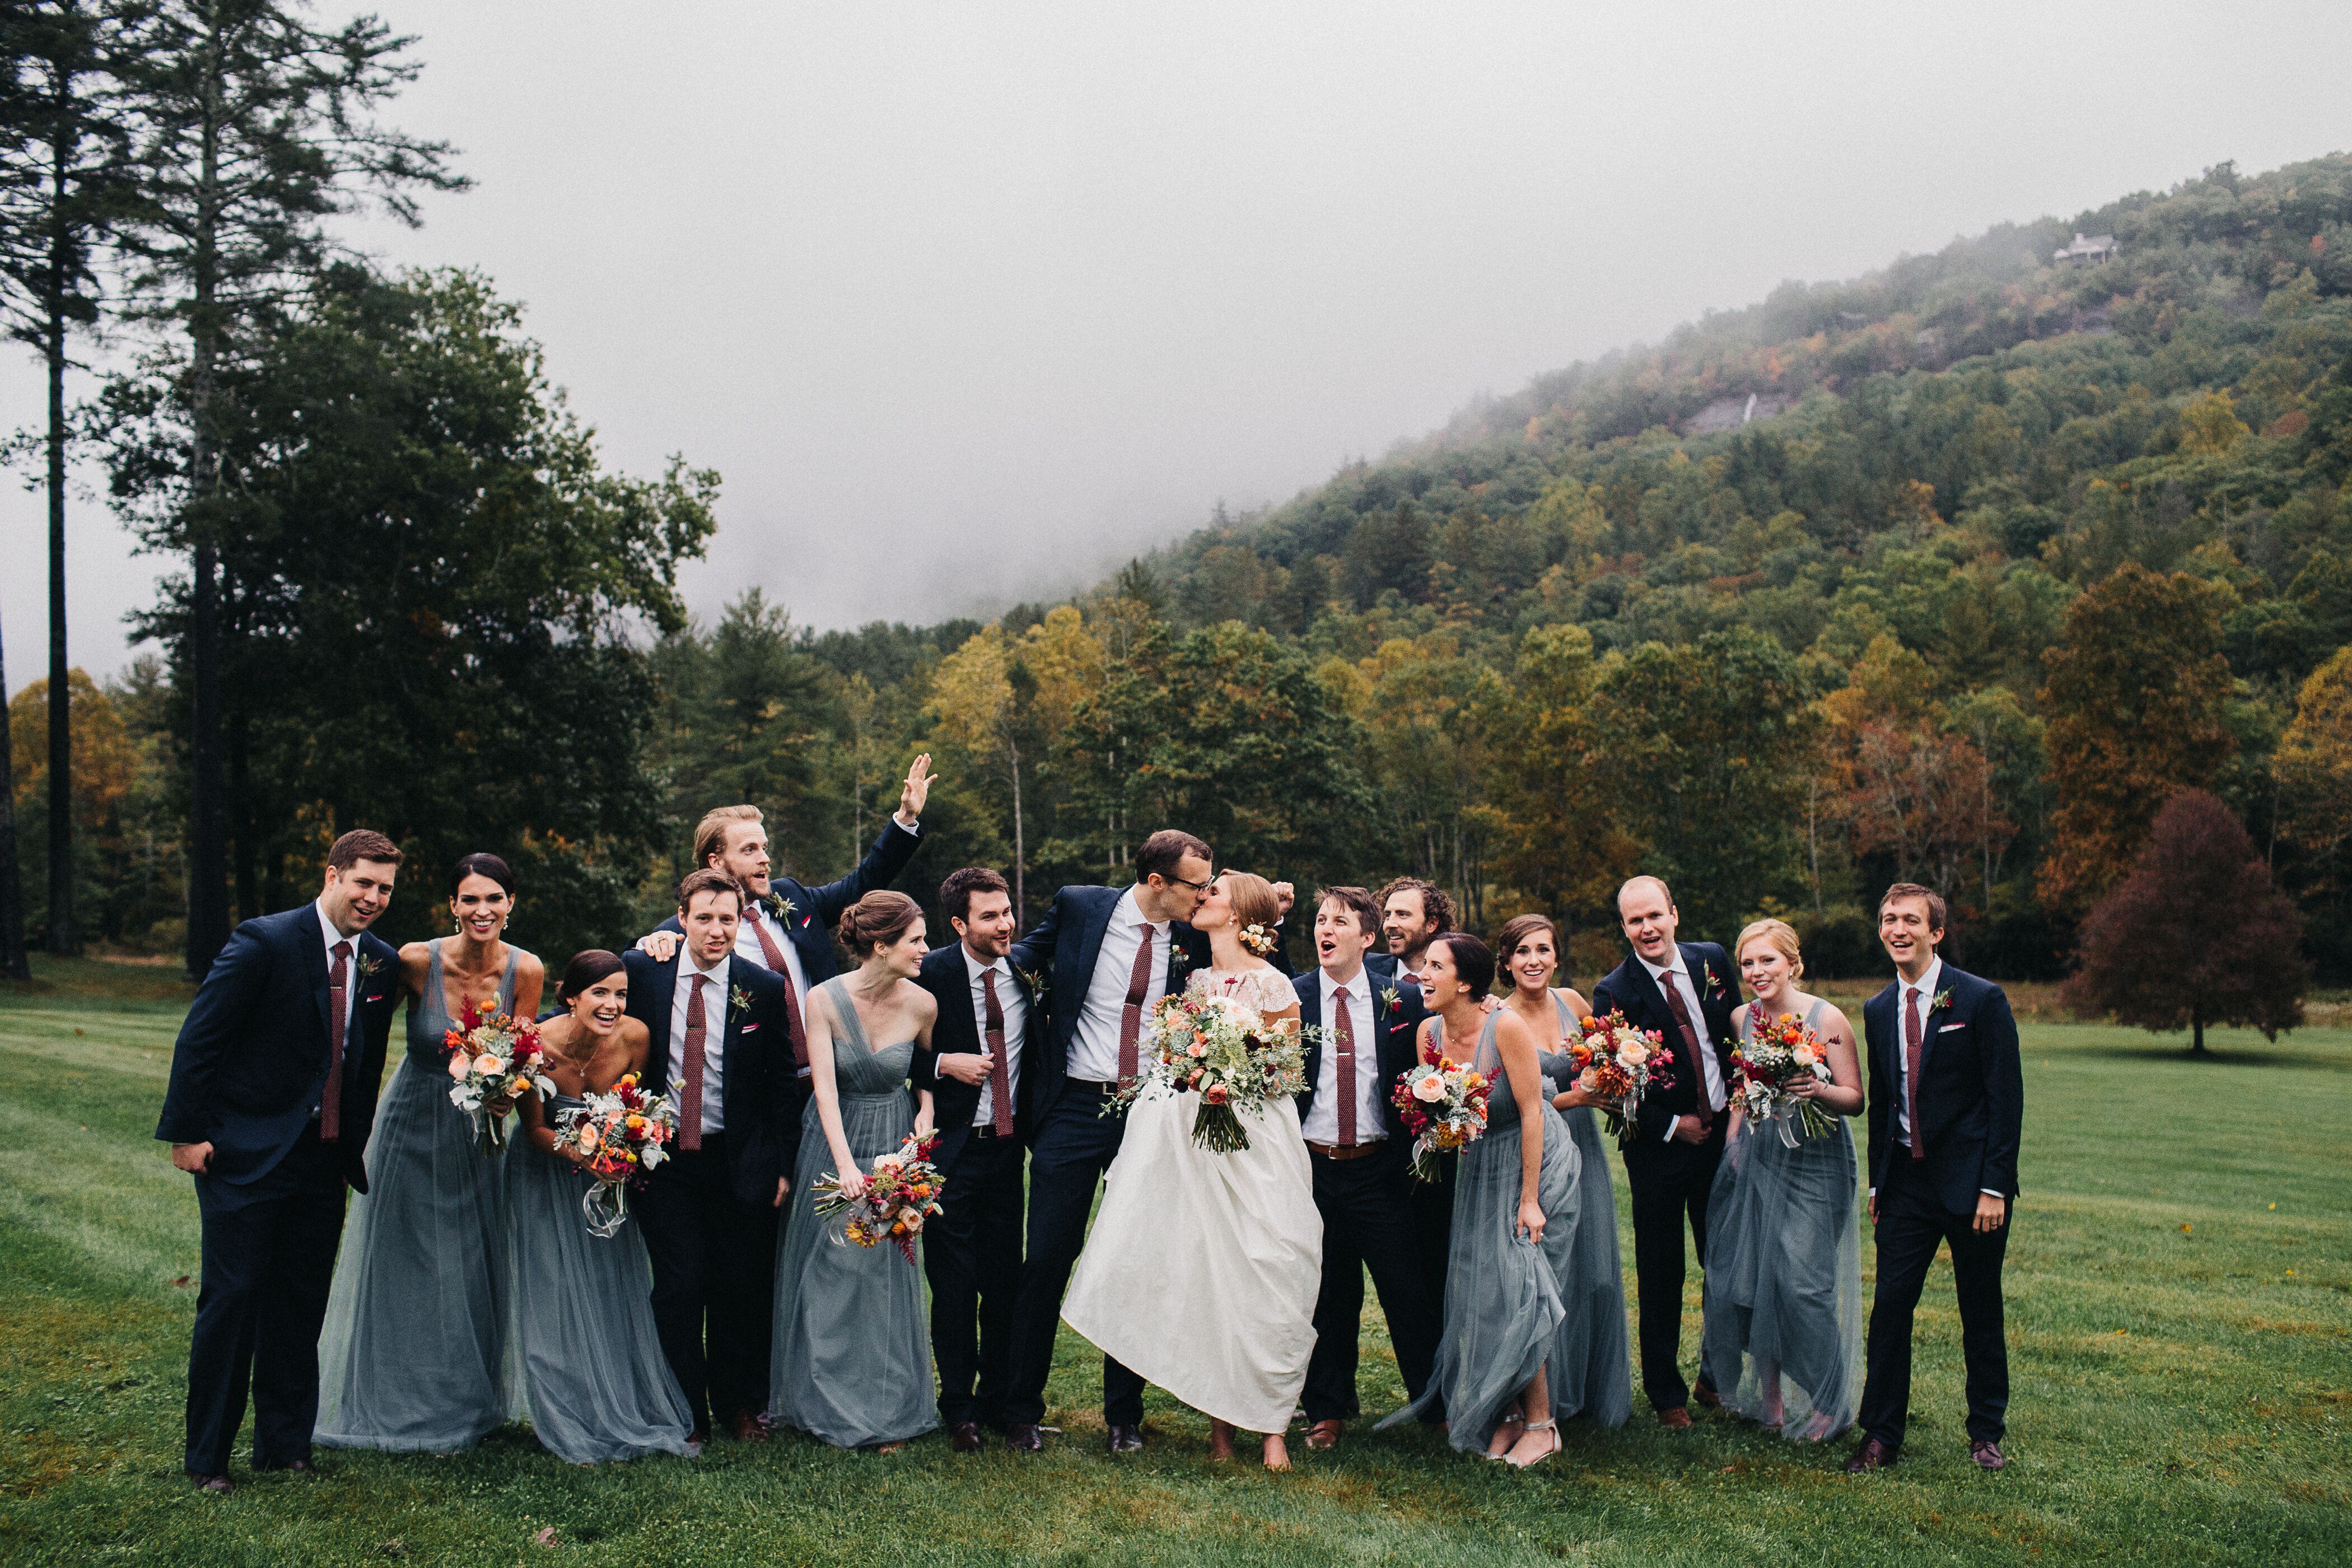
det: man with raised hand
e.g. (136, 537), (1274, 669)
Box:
(1378, 876), (1459, 1322)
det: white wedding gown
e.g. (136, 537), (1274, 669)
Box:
(1061, 967), (1323, 1434)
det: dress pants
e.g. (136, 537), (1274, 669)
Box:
(638, 1135), (779, 1436)
(184, 1126), (348, 1476)
(1006, 1087), (1145, 1428)
(1625, 1123), (1724, 1413)
(1408, 1150), (1455, 1323)
(925, 1125), (1026, 1428)
(1303, 1146), (1440, 1424)
(1858, 1154), (2010, 1449)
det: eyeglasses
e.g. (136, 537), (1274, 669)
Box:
(1161, 872), (1215, 893)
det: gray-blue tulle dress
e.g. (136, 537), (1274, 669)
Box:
(1539, 993), (1634, 1427)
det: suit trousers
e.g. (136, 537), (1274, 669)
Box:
(638, 1135), (780, 1435)
(1006, 1088), (1145, 1427)
(184, 1126), (348, 1475)
(1858, 1154), (2010, 1449)
(925, 1126), (1026, 1427)
(1626, 1128), (1724, 1413)
(1408, 1150), (1455, 1329)
(1303, 1146), (1440, 1424)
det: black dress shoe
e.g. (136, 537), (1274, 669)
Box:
(190, 1473), (234, 1495)
(1005, 1422), (1044, 1453)
(1844, 1435), (1898, 1473)
(1105, 1423), (1145, 1454)
(950, 1421), (982, 1453)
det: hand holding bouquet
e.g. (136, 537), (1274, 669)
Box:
(1109, 992), (1311, 1153)
(550, 1074), (679, 1237)
(444, 1000), (557, 1152)
(813, 1133), (945, 1264)
(1728, 1012), (1839, 1145)
(1571, 1010), (1676, 1149)
(1392, 1058), (1491, 1181)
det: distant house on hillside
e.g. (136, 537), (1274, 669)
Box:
(1685, 391), (1796, 435)
(2054, 232), (2120, 265)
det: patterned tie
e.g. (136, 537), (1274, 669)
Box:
(1904, 986), (1926, 1161)
(1659, 969), (1720, 1113)
(1332, 984), (1357, 1147)
(982, 968), (1014, 1138)
(321, 940), (351, 1141)
(680, 973), (709, 1152)
(1117, 923), (1157, 1089)
(746, 907), (810, 1071)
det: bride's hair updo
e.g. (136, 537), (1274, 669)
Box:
(839, 889), (923, 958)
(1217, 872), (1281, 950)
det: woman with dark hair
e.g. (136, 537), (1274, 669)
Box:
(506, 951), (693, 1464)
(317, 854), (544, 1453)
(769, 890), (941, 1450)
(1379, 932), (1580, 1467)
(1497, 913), (1633, 1431)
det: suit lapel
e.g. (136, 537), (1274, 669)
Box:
(1071, 890), (1113, 1012)
(1915, 968), (1953, 1079)
(299, 915), (333, 1040)
(643, 958), (679, 1094)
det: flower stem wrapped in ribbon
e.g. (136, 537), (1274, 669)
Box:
(444, 1000), (558, 1154)
(1570, 1009), (1676, 1150)
(550, 1074), (679, 1237)
(1107, 992), (1311, 1153)
(1391, 1057), (1490, 1181)
(812, 1133), (946, 1264)
(1727, 1013), (1840, 1146)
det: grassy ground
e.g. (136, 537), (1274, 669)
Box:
(1, 958), (2345, 1567)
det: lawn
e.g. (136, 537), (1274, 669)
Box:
(1, 958), (2345, 1567)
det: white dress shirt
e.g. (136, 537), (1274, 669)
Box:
(1066, 886), (1173, 1082)
(1892, 955), (1942, 1148)
(1301, 965), (1384, 1146)
(962, 946), (1028, 1128)
(314, 902), (362, 1030)
(735, 902), (813, 1024)
(668, 950), (732, 1133)
(1641, 950), (1727, 1137)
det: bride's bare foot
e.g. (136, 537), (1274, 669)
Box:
(1262, 1434), (1290, 1471)
(1208, 1418), (1236, 1461)
(1486, 1408), (1526, 1459)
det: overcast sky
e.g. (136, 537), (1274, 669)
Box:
(7, 0), (2351, 689)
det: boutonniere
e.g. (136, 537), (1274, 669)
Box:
(1379, 984), (1404, 1018)
(356, 952), (384, 981)
(1169, 945), (1196, 974)
(1702, 962), (1728, 1001)
(761, 892), (806, 930)
(1014, 965), (1046, 998)
(729, 984), (754, 1021)
(1931, 987), (1953, 1013)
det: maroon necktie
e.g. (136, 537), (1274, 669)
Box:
(747, 908), (809, 1070)
(321, 940), (351, 1141)
(680, 974), (708, 1151)
(982, 968), (1014, 1138)
(1904, 987), (1926, 1161)
(1118, 923), (1157, 1089)
(1658, 970), (1713, 1113)
(1332, 984), (1357, 1147)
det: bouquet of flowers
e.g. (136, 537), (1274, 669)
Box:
(1570, 1010), (1676, 1149)
(1728, 1012), (1839, 1145)
(812, 1133), (945, 1264)
(1109, 992), (1312, 1153)
(550, 1074), (679, 1237)
(443, 999), (557, 1152)
(1392, 1058), (1491, 1181)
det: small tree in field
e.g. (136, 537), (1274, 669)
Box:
(2064, 790), (2307, 1055)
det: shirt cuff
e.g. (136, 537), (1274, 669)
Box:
(894, 813), (921, 833)
(1662, 1119), (1677, 1143)
(1980, 1188), (2003, 1197)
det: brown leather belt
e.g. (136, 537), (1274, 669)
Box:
(1307, 1140), (1385, 1161)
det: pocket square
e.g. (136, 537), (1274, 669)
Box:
(365, 993), (386, 1003)
(741, 1023), (761, 1032)
(1939, 1020), (1966, 1032)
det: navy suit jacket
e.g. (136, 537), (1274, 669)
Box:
(155, 904), (402, 1193)
(1588, 940), (1740, 1156)
(1294, 952), (1424, 1171)
(1862, 963), (2023, 1215)
(655, 818), (922, 991)
(913, 941), (1038, 1172)
(623, 949), (794, 1206)
(1008, 884), (1210, 1125)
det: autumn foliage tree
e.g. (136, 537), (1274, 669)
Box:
(2064, 789), (2306, 1055)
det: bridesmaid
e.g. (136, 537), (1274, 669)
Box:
(508, 951), (694, 1464)
(1497, 914), (1634, 1431)
(770, 891), (940, 1452)
(1379, 934), (1579, 1467)
(1701, 918), (1865, 1442)
(316, 853), (542, 1452)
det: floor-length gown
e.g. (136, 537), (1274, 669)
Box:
(1539, 994), (1634, 1427)
(507, 1091), (694, 1464)
(1380, 1009), (1581, 1452)
(315, 940), (519, 1450)
(1698, 997), (1863, 1440)
(1061, 967), (1322, 1435)
(769, 977), (939, 1448)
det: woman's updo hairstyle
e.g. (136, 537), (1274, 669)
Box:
(1217, 871), (1282, 954)
(1734, 917), (1804, 980)
(839, 889), (923, 958)
(450, 852), (515, 897)
(1429, 931), (1496, 999)
(558, 949), (625, 1007)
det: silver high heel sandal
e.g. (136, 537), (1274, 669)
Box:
(1504, 1417), (1560, 1469)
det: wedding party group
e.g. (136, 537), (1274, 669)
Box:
(153, 750), (2024, 1494)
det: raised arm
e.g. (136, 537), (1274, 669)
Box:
(804, 755), (937, 927)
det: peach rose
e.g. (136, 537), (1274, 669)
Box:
(1411, 1072), (1446, 1103)
(446, 1053), (470, 1080)
(472, 1052), (506, 1077)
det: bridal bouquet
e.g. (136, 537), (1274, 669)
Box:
(1110, 992), (1311, 1154)
(1392, 1059), (1491, 1181)
(444, 1000), (557, 1152)
(812, 1133), (945, 1264)
(1571, 1010), (1675, 1149)
(1728, 1012), (1839, 1145)
(550, 1074), (679, 1238)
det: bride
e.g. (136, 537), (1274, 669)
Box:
(1061, 870), (1322, 1471)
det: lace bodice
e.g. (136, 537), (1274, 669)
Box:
(1185, 965), (1300, 1019)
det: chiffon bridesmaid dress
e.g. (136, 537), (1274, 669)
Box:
(506, 1091), (694, 1464)
(1540, 993), (1634, 1427)
(315, 940), (520, 1450)
(768, 976), (939, 1449)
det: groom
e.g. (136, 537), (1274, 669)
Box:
(1846, 883), (2023, 1473)
(156, 830), (406, 1493)
(1589, 874), (1737, 1429)
(1001, 829), (1214, 1455)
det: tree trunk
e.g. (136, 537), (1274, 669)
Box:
(184, 34), (232, 979)
(1007, 743), (1026, 927)
(0, 621), (29, 981)
(2190, 1010), (2206, 1057)
(45, 143), (75, 958)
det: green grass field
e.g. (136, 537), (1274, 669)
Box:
(1, 959), (2346, 1567)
